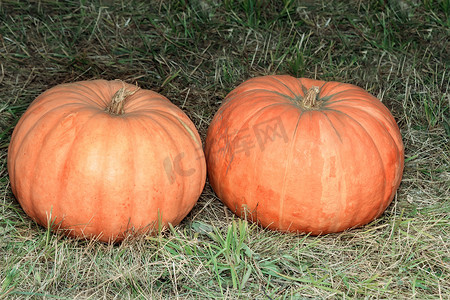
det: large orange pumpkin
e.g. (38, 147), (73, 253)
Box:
(205, 75), (404, 235)
(8, 80), (206, 242)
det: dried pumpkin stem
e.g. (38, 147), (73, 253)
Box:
(303, 86), (320, 109)
(106, 85), (140, 115)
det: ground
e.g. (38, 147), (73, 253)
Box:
(0, 1), (449, 299)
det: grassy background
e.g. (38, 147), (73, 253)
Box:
(1, 0), (449, 298)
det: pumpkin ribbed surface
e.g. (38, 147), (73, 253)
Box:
(205, 75), (404, 234)
(8, 80), (206, 242)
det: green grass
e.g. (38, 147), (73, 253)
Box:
(1, 0), (449, 298)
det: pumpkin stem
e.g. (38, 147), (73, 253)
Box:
(106, 85), (140, 115)
(303, 86), (320, 109)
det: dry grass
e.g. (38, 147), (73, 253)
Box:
(1, 0), (449, 299)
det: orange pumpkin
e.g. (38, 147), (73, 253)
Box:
(205, 75), (404, 235)
(8, 80), (206, 242)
